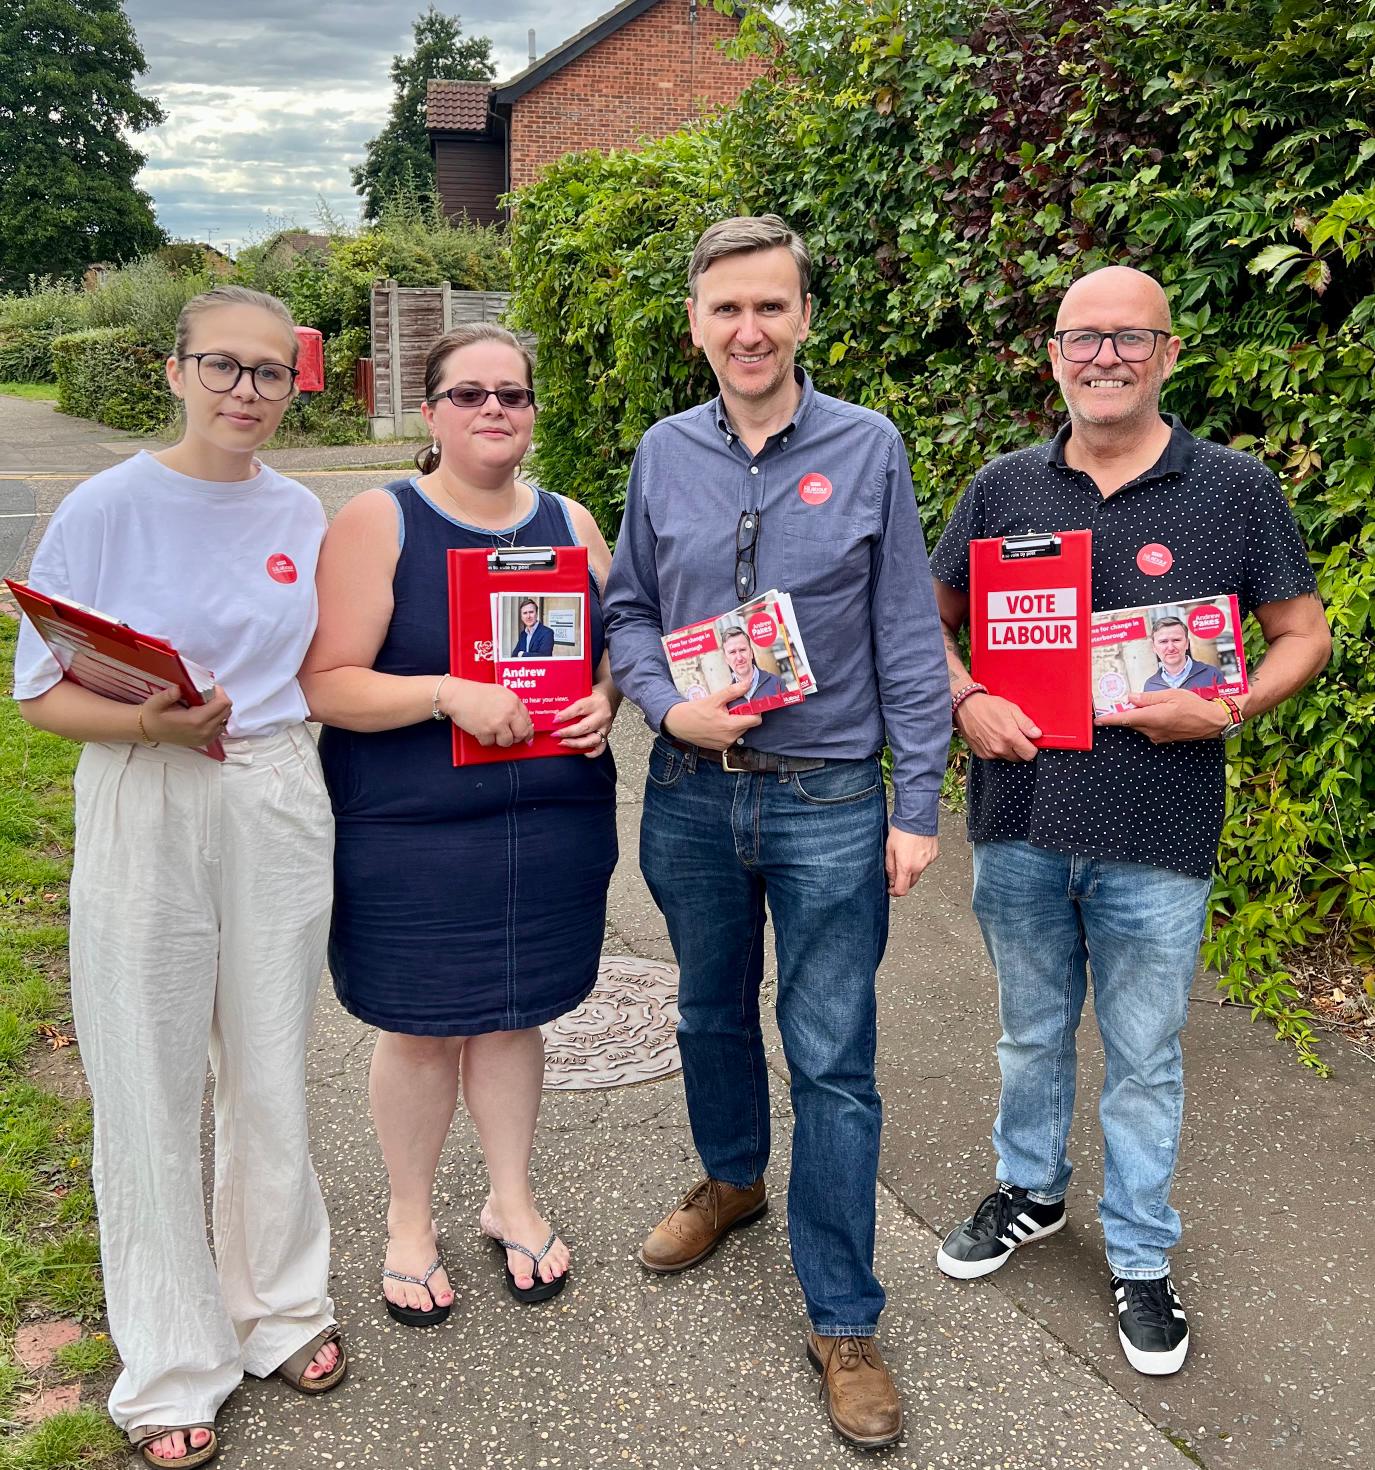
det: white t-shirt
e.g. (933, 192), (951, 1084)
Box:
(13, 451), (327, 736)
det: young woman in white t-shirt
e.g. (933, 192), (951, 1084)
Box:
(14, 287), (344, 1468)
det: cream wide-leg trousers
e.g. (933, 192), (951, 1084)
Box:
(68, 726), (336, 1431)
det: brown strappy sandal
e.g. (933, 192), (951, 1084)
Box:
(127, 1423), (218, 1468)
(273, 1324), (348, 1394)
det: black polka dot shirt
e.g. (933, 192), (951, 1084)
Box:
(930, 417), (1318, 878)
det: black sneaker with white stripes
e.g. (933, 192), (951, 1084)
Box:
(935, 1186), (1066, 1280)
(1112, 1274), (1190, 1375)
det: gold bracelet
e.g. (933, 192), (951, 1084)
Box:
(136, 709), (159, 747)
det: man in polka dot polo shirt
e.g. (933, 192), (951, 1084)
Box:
(928, 265), (1331, 1377)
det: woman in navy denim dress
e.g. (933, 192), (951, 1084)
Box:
(301, 326), (618, 1321)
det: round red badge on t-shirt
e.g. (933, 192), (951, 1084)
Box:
(1187, 604), (1225, 639)
(798, 473), (833, 505)
(266, 553), (298, 584)
(746, 612), (777, 646)
(1136, 543), (1173, 576)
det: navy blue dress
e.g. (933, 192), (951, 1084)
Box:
(319, 480), (617, 1035)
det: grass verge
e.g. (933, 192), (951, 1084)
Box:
(0, 385), (59, 402)
(0, 616), (119, 1468)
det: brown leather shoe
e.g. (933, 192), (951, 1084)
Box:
(807, 1332), (903, 1448)
(637, 1176), (767, 1273)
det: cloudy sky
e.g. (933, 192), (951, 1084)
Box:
(123, 1), (612, 253)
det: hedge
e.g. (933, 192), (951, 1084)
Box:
(506, 129), (734, 523)
(0, 283), (87, 382)
(51, 327), (172, 434)
(508, 0), (1375, 1069)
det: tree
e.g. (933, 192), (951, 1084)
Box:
(0, 0), (165, 289)
(352, 7), (496, 221)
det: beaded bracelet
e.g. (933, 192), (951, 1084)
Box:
(136, 709), (159, 747)
(950, 681), (989, 721)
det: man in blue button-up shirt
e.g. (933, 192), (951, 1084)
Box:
(603, 215), (949, 1448)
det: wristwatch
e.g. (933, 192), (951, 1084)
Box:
(1210, 695), (1244, 739)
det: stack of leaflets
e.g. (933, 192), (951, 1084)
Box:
(661, 589), (817, 717)
(1090, 594), (1248, 714)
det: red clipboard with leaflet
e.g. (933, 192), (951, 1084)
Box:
(969, 530), (1093, 751)
(447, 545), (593, 766)
(5, 578), (225, 761)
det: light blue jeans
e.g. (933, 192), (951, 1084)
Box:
(971, 840), (1211, 1279)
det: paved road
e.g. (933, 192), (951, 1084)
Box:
(0, 394), (417, 590)
(4, 394), (1370, 1470)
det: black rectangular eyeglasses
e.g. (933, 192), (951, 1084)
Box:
(735, 509), (761, 600)
(1051, 328), (1171, 362)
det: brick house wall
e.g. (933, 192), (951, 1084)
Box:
(507, 0), (766, 189)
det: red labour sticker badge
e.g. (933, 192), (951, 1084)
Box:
(266, 553), (298, 584)
(1136, 542), (1173, 576)
(746, 611), (778, 646)
(798, 472), (833, 506)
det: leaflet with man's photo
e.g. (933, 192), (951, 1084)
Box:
(489, 589), (590, 731)
(1090, 594), (1249, 714)
(661, 589), (818, 717)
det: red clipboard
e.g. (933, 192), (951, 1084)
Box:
(447, 545), (593, 766)
(5, 578), (225, 760)
(969, 530), (1092, 750)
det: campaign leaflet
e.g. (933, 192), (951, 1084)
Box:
(489, 589), (591, 732)
(1090, 594), (1248, 714)
(661, 589), (818, 717)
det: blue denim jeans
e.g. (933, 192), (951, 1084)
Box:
(971, 840), (1211, 1279)
(639, 737), (890, 1335)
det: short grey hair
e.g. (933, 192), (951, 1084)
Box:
(688, 215), (811, 301)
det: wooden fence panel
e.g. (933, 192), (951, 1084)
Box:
(368, 282), (514, 434)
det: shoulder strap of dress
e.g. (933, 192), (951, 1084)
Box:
(544, 488), (579, 544)
(381, 477), (414, 552)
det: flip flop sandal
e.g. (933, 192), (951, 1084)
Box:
(492, 1229), (568, 1304)
(128, 1423), (218, 1468)
(382, 1255), (452, 1327)
(274, 1324), (348, 1394)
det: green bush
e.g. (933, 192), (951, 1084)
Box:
(506, 128), (737, 530)
(50, 326), (171, 433)
(508, 0), (1375, 1069)
(0, 283), (88, 383)
(81, 256), (210, 349)
(235, 204), (510, 343)
(0, 260), (203, 391)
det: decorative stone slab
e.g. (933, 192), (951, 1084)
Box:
(541, 954), (681, 1091)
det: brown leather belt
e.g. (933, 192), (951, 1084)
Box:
(661, 734), (827, 775)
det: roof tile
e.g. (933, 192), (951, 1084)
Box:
(426, 79), (493, 132)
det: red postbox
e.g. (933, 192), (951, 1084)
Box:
(293, 326), (324, 393)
